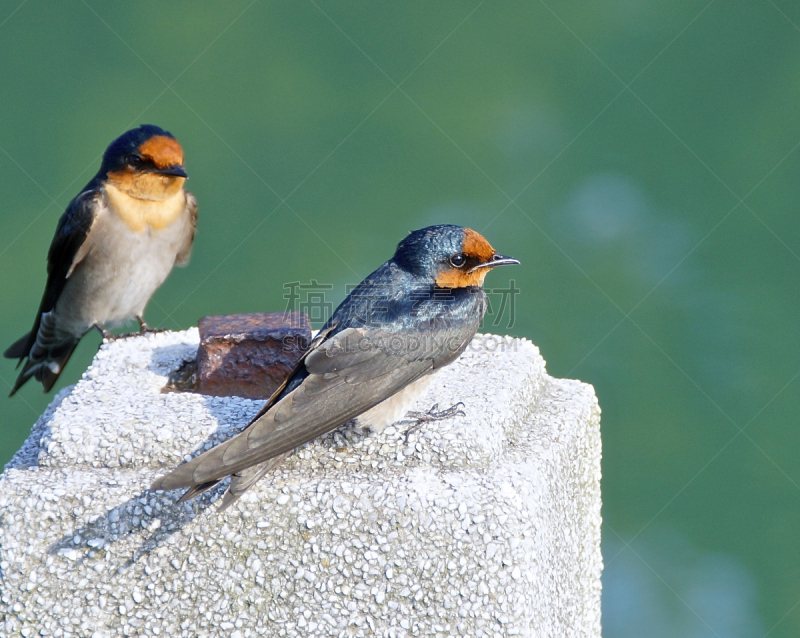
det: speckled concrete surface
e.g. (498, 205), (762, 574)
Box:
(0, 329), (601, 637)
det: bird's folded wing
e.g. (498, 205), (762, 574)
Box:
(4, 191), (99, 361)
(49, 191), (99, 290)
(153, 325), (464, 490)
(175, 191), (197, 266)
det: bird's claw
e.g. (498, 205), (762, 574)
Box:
(403, 402), (465, 441)
(99, 331), (141, 341)
(94, 325), (118, 342)
(406, 402), (466, 423)
(93, 318), (166, 343)
(140, 326), (168, 335)
(95, 325), (111, 340)
(136, 318), (167, 335)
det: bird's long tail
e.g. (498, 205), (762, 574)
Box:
(219, 454), (290, 511)
(4, 313), (80, 395)
(152, 448), (290, 511)
(4, 332), (33, 362)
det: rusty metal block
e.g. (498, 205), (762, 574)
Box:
(193, 312), (311, 399)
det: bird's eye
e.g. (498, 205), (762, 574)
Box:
(127, 155), (143, 168)
(449, 254), (466, 268)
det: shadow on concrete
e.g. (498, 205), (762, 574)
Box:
(44, 341), (419, 570)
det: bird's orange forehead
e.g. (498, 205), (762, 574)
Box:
(138, 135), (183, 168)
(462, 228), (495, 261)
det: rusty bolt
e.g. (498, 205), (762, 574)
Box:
(192, 312), (311, 399)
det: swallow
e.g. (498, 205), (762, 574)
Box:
(152, 224), (518, 510)
(5, 125), (197, 395)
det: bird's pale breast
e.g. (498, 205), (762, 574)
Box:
(55, 188), (192, 332)
(355, 372), (438, 432)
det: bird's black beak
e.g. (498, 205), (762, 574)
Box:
(152, 165), (188, 178)
(469, 253), (520, 273)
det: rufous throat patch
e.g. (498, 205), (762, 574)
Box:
(435, 267), (490, 288)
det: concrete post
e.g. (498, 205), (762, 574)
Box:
(0, 329), (601, 637)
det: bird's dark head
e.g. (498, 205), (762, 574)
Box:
(393, 225), (519, 288)
(101, 125), (187, 201)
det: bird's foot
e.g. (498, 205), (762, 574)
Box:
(94, 325), (119, 342)
(403, 402), (465, 441)
(94, 321), (161, 342)
(136, 317), (168, 335)
(407, 402), (466, 423)
(99, 331), (141, 341)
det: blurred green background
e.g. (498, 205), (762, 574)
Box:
(1, 1), (798, 634)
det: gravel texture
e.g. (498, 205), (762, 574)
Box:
(0, 329), (602, 637)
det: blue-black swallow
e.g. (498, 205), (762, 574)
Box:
(152, 224), (518, 509)
(5, 125), (197, 395)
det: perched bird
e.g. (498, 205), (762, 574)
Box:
(5, 125), (197, 395)
(152, 224), (518, 510)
